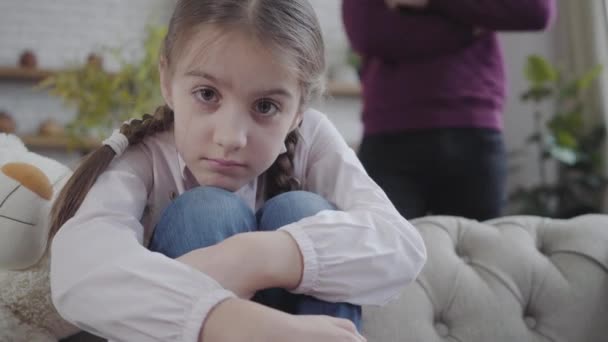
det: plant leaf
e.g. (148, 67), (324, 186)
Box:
(525, 55), (558, 86)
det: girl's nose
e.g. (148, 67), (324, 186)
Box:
(212, 111), (248, 152)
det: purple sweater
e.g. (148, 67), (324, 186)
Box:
(342, 0), (556, 135)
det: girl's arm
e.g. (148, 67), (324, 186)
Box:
(427, 0), (556, 31)
(342, 0), (476, 61)
(50, 148), (235, 342)
(176, 230), (304, 298)
(276, 109), (427, 306)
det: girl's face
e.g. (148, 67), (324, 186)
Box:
(160, 27), (303, 192)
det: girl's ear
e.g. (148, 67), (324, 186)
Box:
(159, 56), (174, 110)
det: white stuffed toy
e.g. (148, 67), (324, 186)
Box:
(0, 133), (80, 341)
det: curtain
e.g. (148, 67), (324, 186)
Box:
(556, 0), (608, 210)
(556, 1), (608, 124)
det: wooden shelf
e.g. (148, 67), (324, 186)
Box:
(0, 67), (54, 82)
(326, 81), (361, 97)
(19, 134), (101, 152)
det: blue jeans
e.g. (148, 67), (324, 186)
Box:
(149, 187), (361, 329)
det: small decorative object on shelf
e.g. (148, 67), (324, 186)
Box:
(37, 119), (65, 137)
(326, 81), (361, 97)
(86, 53), (104, 69)
(0, 110), (16, 133)
(19, 50), (38, 69)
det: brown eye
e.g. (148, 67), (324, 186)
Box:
(255, 99), (279, 116)
(195, 88), (219, 103)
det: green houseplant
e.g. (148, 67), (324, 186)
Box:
(39, 25), (167, 142)
(510, 55), (606, 217)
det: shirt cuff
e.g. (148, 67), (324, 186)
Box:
(279, 225), (319, 295)
(182, 289), (235, 342)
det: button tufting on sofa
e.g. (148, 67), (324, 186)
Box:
(434, 322), (449, 337)
(537, 242), (547, 255)
(524, 316), (537, 329)
(455, 247), (471, 264)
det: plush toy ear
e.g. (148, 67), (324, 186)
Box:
(1, 162), (52, 200)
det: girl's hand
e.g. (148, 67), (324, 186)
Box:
(177, 243), (257, 299)
(177, 231), (303, 299)
(385, 0), (429, 10)
(201, 298), (367, 342)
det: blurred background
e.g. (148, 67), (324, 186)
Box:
(1, 0), (607, 217)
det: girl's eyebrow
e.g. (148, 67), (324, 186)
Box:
(185, 70), (294, 99)
(184, 70), (224, 84)
(253, 88), (294, 99)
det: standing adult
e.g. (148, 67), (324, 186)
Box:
(343, 0), (556, 220)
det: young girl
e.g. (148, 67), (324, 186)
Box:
(49, 1), (426, 341)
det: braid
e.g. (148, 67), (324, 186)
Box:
(120, 105), (174, 145)
(265, 129), (302, 199)
(49, 105), (174, 238)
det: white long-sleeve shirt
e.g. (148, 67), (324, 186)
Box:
(50, 109), (426, 342)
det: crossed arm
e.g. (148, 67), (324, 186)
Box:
(342, 0), (555, 60)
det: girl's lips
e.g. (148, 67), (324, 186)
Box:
(204, 158), (246, 168)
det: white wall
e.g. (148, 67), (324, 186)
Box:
(0, 0), (171, 70)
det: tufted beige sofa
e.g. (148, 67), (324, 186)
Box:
(63, 214), (608, 342)
(362, 214), (608, 342)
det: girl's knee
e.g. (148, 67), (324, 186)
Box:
(258, 191), (335, 230)
(151, 187), (256, 256)
(265, 191), (335, 214)
(167, 186), (252, 218)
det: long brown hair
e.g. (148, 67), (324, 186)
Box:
(49, 0), (326, 237)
